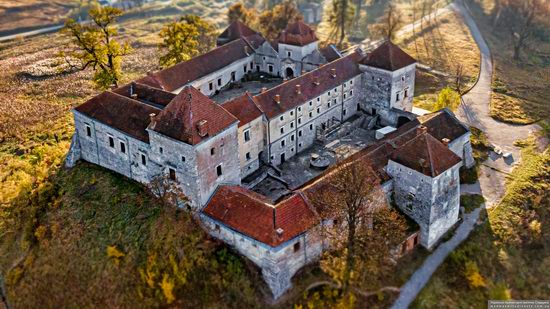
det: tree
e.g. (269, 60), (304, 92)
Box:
(303, 162), (409, 304)
(63, 6), (131, 89)
(503, 0), (548, 60)
(327, 0), (355, 46)
(434, 87), (461, 111)
(227, 2), (258, 27)
(147, 174), (190, 209)
(158, 15), (217, 68)
(453, 64), (465, 95)
(258, 1), (303, 40)
(370, 2), (402, 40)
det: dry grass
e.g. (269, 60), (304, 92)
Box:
(395, 10), (481, 111)
(0, 1), (79, 33)
(468, 0), (550, 124)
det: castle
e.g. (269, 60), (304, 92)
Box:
(65, 21), (475, 298)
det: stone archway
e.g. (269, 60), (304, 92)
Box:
(397, 116), (411, 127)
(285, 67), (294, 79)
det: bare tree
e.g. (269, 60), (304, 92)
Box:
(504, 0), (548, 60)
(454, 64), (465, 95)
(370, 2), (402, 40)
(147, 174), (191, 209)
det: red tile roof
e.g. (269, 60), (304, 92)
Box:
(75, 91), (160, 143)
(418, 108), (469, 142)
(203, 186), (318, 247)
(217, 21), (259, 46)
(148, 86), (237, 145)
(320, 45), (342, 62)
(253, 52), (363, 119)
(222, 92), (264, 127)
(391, 131), (462, 177)
(137, 38), (254, 92)
(360, 41), (416, 71)
(112, 82), (176, 107)
(278, 21), (318, 46)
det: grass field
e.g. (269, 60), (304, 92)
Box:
(395, 9), (481, 112)
(467, 0), (550, 124)
(413, 138), (550, 308)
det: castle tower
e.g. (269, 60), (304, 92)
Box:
(386, 127), (462, 249)
(359, 41), (417, 115)
(277, 21), (319, 79)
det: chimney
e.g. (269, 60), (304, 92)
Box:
(295, 84), (301, 94)
(244, 45), (250, 55)
(442, 138), (450, 146)
(274, 94), (281, 104)
(149, 113), (156, 123)
(330, 68), (336, 78)
(260, 87), (268, 93)
(197, 120), (209, 137)
(313, 77), (320, 86)
(417, 125), (427, 134)
(276, 228), (284, 237)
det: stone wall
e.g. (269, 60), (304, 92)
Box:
(449, 132), (475, 169)
(386, 160), (461, 249)
(200, 214), (324, 299)
(236, 116), (266, 178)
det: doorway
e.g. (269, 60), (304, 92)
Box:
(285, 67), (294, 79)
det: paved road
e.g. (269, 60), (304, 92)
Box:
(391, 206), (482, 309)
(454, 0), (539, 206)
(0, 24), (64, 42)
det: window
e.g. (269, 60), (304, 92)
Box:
(309, 101), (312, 106)
(328, 102), (331, 108)
(250, 62), (253, 70)
(290, 121), (294, 129)
(246, 152), (251, 161)
(291, 147), (294, 152)
(256, 65), (260, 72)
(298, 106), (302, 112)
(231, 71), (236, 82)
(293, 242), (301, 252)
(215, 224), (220, 231)
(141, 154), (147, 166)
(216, 165), (223, 177)
(291, 134), (295, 142)
(108, 136), (114, 148)
(309, 124), (313, 130)
(244, 130), (250, 142)
(309, 112), (313, 118)
(299, 142), (302, 147)
(280, 115), (284, 121)
(350, 90), (353, 96)
(217, 78), (222, 86)
(169, 168), (176, 181)
(328, 91), (331, 96)
(298, 117), (302, 125)
(209, 82), (213, 90)
(343, 109), (347, 116)
(396, 93), (400, 101)
(290, 111), (294, 116)
(317, 108), (320, 113)
(159, 147), (163, 154)
(280, 127), (284, 134)
(333, 99), (337, 104)
(85, 125), (91, 137)
(268, 65), (273, 73)
(344, 94), (347, 99)
(317, 97), (320, 102)
(350, 80), (353, 84)
(334, 88), (337, 92)
(181, 156), (186, 162)
(402, 76), (405, 81)
(281, 140), (285, 147)
(243, 65), (247, 73)
(211, 147), (215, 156)
(287, 51), (291, 57)
(298, 130), (302, 137)
(120, 141), (126, 154)
(405, 89), (409, 97)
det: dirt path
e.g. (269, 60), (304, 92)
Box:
(454, 0), (539, 206)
